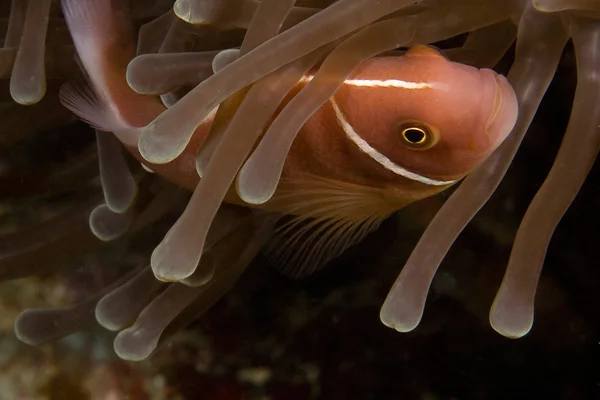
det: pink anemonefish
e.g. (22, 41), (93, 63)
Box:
(60, 0), (518, 277)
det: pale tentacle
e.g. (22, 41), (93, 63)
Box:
(95, 266), (164, 331)
(10, 0), (52, 105)
(96, 131), (137, 213)
(126, 51), (218, 95)
(151, 43), (321, 282)
(150, 0), (306, 281)
(490, 13), (600, 338)
(380, 4), (569, 333)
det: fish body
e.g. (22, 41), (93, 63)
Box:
(60, 0), (518, 275)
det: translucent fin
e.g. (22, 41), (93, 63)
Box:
(265, 176), (408, 278)
(60, 78), (140, 147)
(268, 214), (381, 278)
(96, 131), (137, 213)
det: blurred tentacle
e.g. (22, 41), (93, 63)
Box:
(136, 10), (174, 55)
(4, 0), (27, 48)
(15, 266), (141, 345)
(410, 0), (519, 45)
(534, 0), (600, 12)
(157, 15), (198, 107)
(490, 13), (600, 338)
(12, 183), (188, 346)
(96, 131), (137, 213)
(380, 4), (569, 333)
(115, 208), (271, 361)
(446, 19), (517, 68)
(96, 206), (251, 332)
(138, 0), (418, 164)
(0, 0), (26, 78)
(0, 195), (103, 281)
(10, 0), (52, 105)
(174, 0), (319, 30)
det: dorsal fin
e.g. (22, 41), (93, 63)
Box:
(263, 175), (415, 278)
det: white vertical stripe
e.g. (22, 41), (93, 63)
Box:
(330, 98), (457, 186)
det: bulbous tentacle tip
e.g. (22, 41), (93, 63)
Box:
(15, 305), (92, 346)
(236, 157), (277, 205)
(173, 0), (191, 23)
(138, 121), (189, 165)
(95, 267), (164, 331)
(379, 300), (423, 333)
(113, 282), (204, 361)
(14, 310), (43, 346)
(212, 49), (240, 73)
(89, 203), (133, 242)
(10, 83), (47, 106)
(114, 325), (160, 362)
(489, 291), (534, 339)
(181, 254), (215, 287)
(150, 243), (198, 283)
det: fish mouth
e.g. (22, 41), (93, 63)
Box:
(485, 74), (519, 147)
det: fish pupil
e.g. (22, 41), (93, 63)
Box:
(403, 128), (426, 145)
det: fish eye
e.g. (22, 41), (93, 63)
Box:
(397, 121), (439, 150)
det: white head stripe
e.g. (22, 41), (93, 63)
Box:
(329, 98), (457, 187)
(298, 75), (437, 90)
(343, 79), (433, 89)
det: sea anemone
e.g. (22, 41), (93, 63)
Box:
(1, 0), (597, 364)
